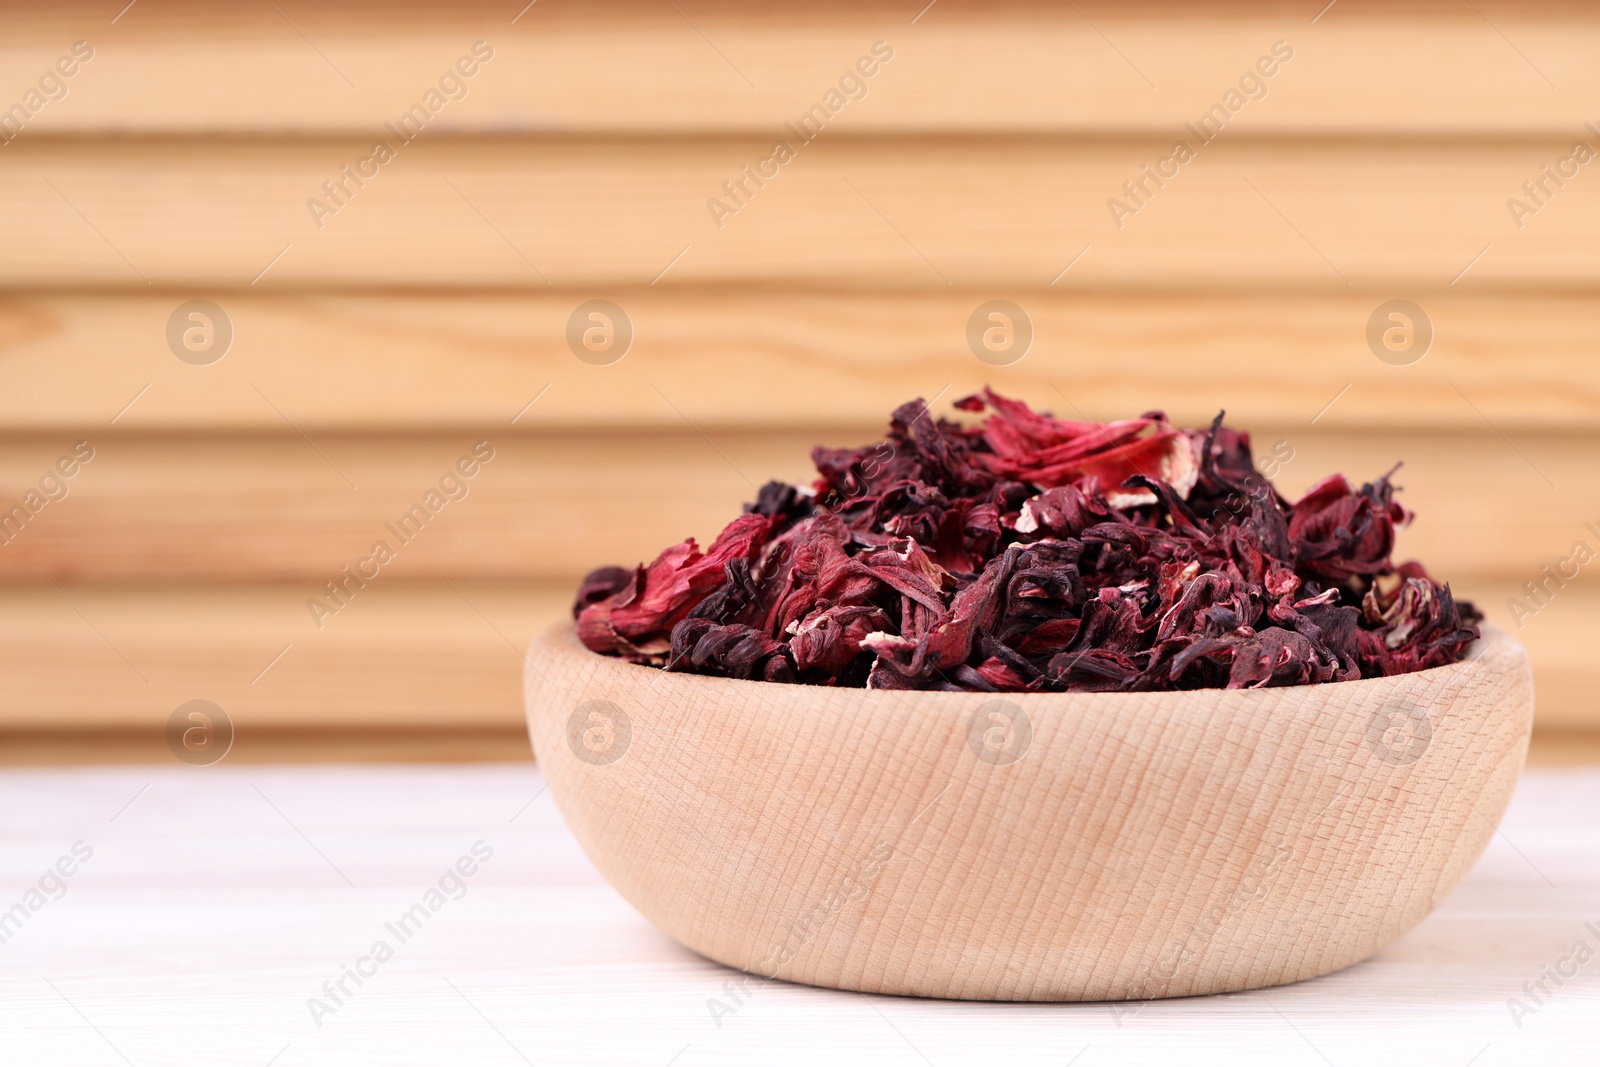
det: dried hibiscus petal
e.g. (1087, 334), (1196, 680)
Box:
(576, 512), (771, 663)
(573, 390), (1479, 691)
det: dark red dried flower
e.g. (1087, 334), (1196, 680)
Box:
(574, 390), (1480, 692)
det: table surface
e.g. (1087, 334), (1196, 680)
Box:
(3, 762), (1596, 1067)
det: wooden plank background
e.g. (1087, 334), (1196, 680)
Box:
(1, 0), (1596, 743)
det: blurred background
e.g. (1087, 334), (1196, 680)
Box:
(1, 0), (1595, 763)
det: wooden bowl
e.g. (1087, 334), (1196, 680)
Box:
(523, 623), (1532, 1002)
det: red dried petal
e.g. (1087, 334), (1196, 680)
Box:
(575, 390), (1478, 690)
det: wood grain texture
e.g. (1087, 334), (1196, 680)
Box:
(523, 623), (1534, 1000)
(3, 290), (1598, 432)
(3, 0), (1596, 748)
(0, 580), (565, 730)
(0, 726), (532, 764)
(0, 428), (1583, 582)
(0, 433), (816, 581)
(2, 763), (1593, 1065)
(3, 1), (1598, 135)
(1, 136), (1595, 287)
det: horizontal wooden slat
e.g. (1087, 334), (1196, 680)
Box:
(0, 433), (815, 581)
(0, 428), (1586, 582)
(0, 580), (565, 729)
(3, 136), (1598, 287)
(0, 577), (1589, 731)
(2, 2), (1598, 135)
(0, 726), (534, 764)
(2, 290), (1597, 432)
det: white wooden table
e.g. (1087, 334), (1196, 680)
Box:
(2, 763), (1595, 1066)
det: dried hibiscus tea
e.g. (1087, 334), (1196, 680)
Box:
(573, 389), (1480, 692)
